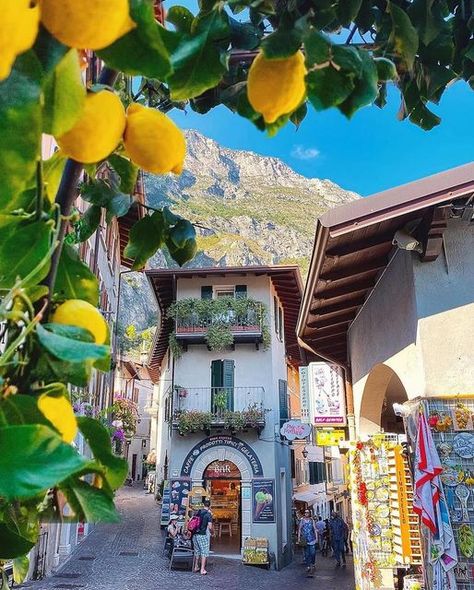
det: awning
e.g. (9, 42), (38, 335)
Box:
(293, 491), (318, 505)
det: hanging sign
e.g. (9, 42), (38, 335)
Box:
(280, 420), (312, 440)
(299, 366), (310, 423)
(315, 429), (346, 446)
(309, 362), (347, 426)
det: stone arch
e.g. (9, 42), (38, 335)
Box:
(190, 445), (253, 484)
(359, 363), (408, 436)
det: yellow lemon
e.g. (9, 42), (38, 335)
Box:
(123, 103), (186, 175)
(39, 0), (135, 50)
(0, 0), (40, 81)
(247, 50), (307, 124)
(52, 299), (108, 345)
(56, 91), (126, 164)
(38, 394), (78, 443)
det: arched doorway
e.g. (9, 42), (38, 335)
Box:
(359, 364), (408, 436)
(203, 460), (241, 555)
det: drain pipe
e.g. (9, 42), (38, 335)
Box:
(344, 366), (356, 441)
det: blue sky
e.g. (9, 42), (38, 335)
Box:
(167, 2), (474, 197)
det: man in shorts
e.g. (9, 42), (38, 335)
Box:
(193, 499), (213, 575)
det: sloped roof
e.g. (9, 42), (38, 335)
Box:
(297, 162), (474, 366)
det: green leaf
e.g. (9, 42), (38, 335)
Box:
(407, 0), (447, 46)
(77, 417), (128, 490)
(124, 211), (166, 270)
(374, 57), (398, 81)
(0, 217), (53, 290)
(389, 2), (419, 70)
(0, 52), (42, 208)
(37, 324), (109, 364)
(409, 102), (441, 130)
(106, 194), (132, 222)
(261, 28), (302, 59)
(33, 26), (68, 75)
(98, 0), (171, 79)
(229, 17), (262, 50)
(107, 154), (139, 194)
(166, 219), (197, 266)
(24, 285), (49, 303)
(72, 205), (101, 243)
(80, 179), (131, 221)
(54, 243), (99, 306)
(167, 9), (230, 100)
(332, 45), (363, 72)
(303, 30), (332, 66)
(354, 0), (376, 34)
(43, 151), (67, 203)
(306, 67), (355, 110)
(0, 524), (35, 560)
(337, 0), (363, 27)
(0, 395), (56, 431)
(34, 350), (93, 388)
(338, 50), (378, 118)
(42, 49), (86, 136)
(13, 555), (30, 584)
(167, 5), (194, 34)
(62, 479), (120, 523)
(0, 425), (87, 500)
(290, 102), (308, 128)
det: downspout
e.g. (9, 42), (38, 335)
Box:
(344, 366), (356, 441)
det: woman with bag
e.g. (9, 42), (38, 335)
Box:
(297, 509), (318, 577)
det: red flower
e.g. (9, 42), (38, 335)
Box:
(428, 415), (439, 427)
(356, 441), (364, 450)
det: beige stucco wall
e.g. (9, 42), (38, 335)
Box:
(348, 218), (474, 436)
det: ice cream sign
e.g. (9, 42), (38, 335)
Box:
(280, 420), (312, 440)
(252, 479), (275, 523)
(309, 362), (347, 426)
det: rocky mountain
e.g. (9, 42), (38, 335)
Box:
(118, 130), (359, 333)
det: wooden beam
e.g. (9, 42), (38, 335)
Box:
(307, 311), (355, 329)
(326, 232), (394, 258)
(417, 206), (449, 262)
(309, 332), (347, 345)
(306, 325), (348, 339)
(310, 297), (365, 319)
(314, 277), (374, 301)
(320, 259), (387, 283)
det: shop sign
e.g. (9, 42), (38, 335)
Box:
(299, 366), (310, 423)
(315, 429), (346, 446)
(280, 420), (311, 440)
(252, 479), (275, 523)
(204, 460), (241, 479)
(180, 435), (264, 477)
(309, 362), (347, 426)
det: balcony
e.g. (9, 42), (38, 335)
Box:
(168, 297), (267, 351)
(171, 386), (266, 435)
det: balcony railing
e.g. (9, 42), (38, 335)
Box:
(171, 386), (266, 432)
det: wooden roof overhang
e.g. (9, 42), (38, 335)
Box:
(297, 163), (474, 368)
(146, 265), (303, 377)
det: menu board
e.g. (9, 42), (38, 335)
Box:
(252, 479), (275, 523)
(169, 478), (191, 517)
(160, 480), (170, 526)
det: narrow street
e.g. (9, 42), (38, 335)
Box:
(23, 487), (355, 590)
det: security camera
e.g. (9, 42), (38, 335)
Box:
(392, 230), (423, 253)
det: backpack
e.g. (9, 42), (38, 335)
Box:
(187, 512), (202, 534)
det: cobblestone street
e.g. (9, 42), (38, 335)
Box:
(23, 488), (354, 590)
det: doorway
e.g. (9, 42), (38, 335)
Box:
(204, 460), (241, 555)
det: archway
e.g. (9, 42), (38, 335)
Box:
(359, 364), (408, 436)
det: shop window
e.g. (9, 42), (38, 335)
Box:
(309, 462), (326, 485)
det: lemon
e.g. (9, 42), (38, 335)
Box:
(123, 104), (186, 175)
(52, 299), (108, 345)
(0, 0), (40, 81)
(56, 91), (126, 164)
(39, 0), (135, 50)
(38, 394), (78, 444)
(247, 50), (307, 124)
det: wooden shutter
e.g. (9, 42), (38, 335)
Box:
(278, 307), (283, 340)
(223, 359), (235, 410)
(274, 296), (278, 333)
(235, 285), (247, 299)
(201, 285), (213, 299)
(279, 379), (288, 424)
(211, 359), (223, 388)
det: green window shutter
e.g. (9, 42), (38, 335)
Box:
(211, 360), (223, 388)
(222, 359), (234, 411)
(235, 285), (247, 299)
(278, 307), (283, 340)
(279, 379), (288, 424)
(201, 285), (213, 299)
(274, 296), (278, 333)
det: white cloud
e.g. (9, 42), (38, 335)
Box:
(291, 145), (320, 160)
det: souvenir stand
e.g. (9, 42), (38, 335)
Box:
(349, 433), (422, 590)
(403, 397), (474, 590)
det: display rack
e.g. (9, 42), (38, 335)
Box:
(242, 537), (269, 567)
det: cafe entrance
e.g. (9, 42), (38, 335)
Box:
(203, 460), (241, 555)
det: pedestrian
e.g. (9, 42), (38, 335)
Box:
(297, 509), (318, 577)
(193, 499), (213, 575)
(329, 511), (347, 567)
(344, 516), (352, 554)
(315, 516), (326, 551)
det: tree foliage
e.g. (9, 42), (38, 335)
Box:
(0, 0), (472, 581)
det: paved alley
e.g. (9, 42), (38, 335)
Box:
(22, 487), (355, 590)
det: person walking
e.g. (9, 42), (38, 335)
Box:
(315, 516), (326, 552)
(329, 511), (347, 567)
(297, 509), (318, 577)
(193, 499), (213, 575)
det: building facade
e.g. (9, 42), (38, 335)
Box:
(147, 266), (302, 569)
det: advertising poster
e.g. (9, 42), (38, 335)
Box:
(299, 366), (310, 423)
(252, 479), (275, 523)
(309, 362), (347, 426)
(169, 478), (191, 517)
(160, 480), (170, 526)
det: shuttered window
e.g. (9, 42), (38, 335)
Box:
(279, 379), (289, 425)
(235, 284), (247, 299)
(309, 462), (326, 485)
(201, 285), (213, 299)
(274, 296), (278, 333)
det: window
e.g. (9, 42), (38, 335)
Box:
(201, 285), (213, 299)
(235, 285), (247, 299)
(309, 462), (326, 485)
(273, 296), (278, 332)
(211, 359), (235, 411)
(214, 286), (235, 298)
(278, 379), (289, 427)
(133, 387), (139, 403)
(278, 306), (283, 341)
